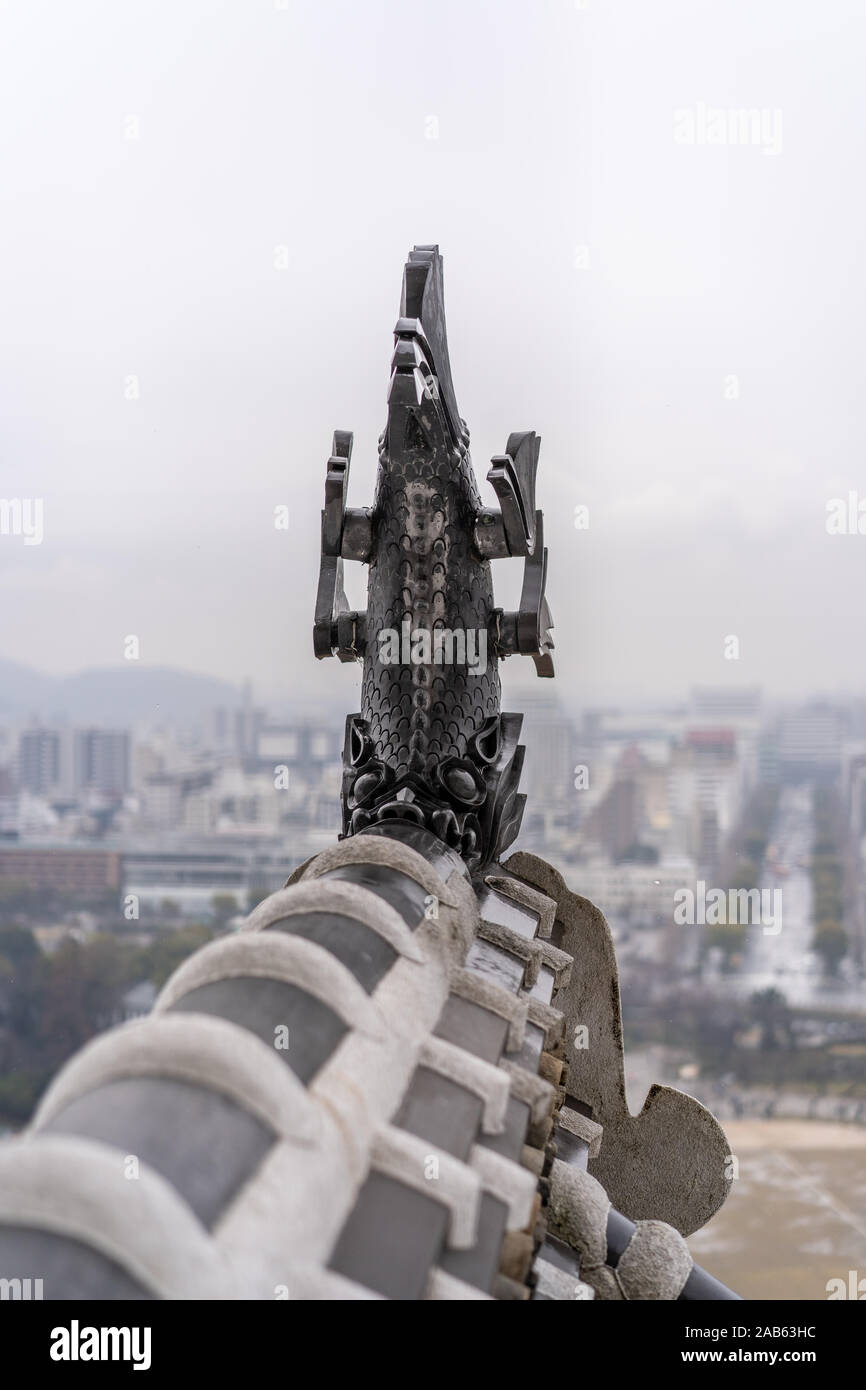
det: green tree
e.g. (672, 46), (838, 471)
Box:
(211, 893), (240, 926)
(813, 918), (848, 974)
(0, 878), (38, 916)
(748, 987), (792, 1051)
(0, 925), (40, 971)
(143, 924), (215, 989)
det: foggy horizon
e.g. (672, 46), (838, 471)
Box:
(3, 0), (866, 703)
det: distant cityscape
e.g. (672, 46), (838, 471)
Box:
(2, 682), (866, 949)
(0, 681), (346, 920)
(2, 677), (865, 1127)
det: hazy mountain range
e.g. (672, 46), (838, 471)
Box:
(0, 659), (243, 726)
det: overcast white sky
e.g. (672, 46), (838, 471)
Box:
(1, 0), (865, 708)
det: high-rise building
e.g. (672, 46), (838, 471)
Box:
(205, 706), (233, 751)
(17, 728), (61, 794)
(668, 729), (741, 875)
(776, 703), (843, 780)
(235, 680), (265, 764)
(75, 729), (131, 798)
(585, 773), (641, 860)
(516, 690), (577, 808)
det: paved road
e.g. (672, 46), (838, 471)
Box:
(706, 785), (866, 1013)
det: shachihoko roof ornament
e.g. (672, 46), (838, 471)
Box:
(314, 244), (553, 869)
